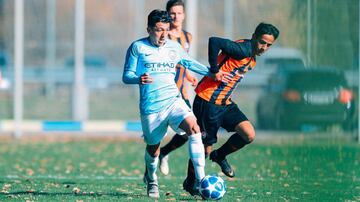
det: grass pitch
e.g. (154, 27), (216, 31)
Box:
(0, 133), (359, 201)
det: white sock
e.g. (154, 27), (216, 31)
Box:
(144, 150), (159, 182)
(188, 133), (205, 180)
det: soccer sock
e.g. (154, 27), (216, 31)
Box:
(160, 134), (188, 156)
(188, 133), (205, 180)
(144, 150), (159, 182)
(216, 133), (250, 160)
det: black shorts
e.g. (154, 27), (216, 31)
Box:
(193, 95), (248, 145)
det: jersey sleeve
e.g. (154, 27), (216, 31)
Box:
(208, 37), (252, 73)
(122, 42), (140, 84)
(178, 47), (209, 76)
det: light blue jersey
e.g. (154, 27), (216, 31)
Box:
(123, 37), (209, 115)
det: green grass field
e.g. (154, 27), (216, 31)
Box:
(0, 133), (359, 201)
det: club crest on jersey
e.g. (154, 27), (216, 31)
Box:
(168, 50), (177, 60)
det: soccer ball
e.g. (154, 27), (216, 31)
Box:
(199, 175), (226, 200)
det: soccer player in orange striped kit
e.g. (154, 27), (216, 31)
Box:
(183, 22), (280, 191)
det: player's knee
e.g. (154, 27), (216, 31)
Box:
(245, 130), (256, 143)
(187, 122), (200, 135)
(192, 123), (201, 134)
(241, 127), (255, 143)
(181, 116), (201, 135)
(235, 121), (256, 143)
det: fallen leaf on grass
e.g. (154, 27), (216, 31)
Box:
(133, 169), (141, 175)
(96, 160), (108, 168)
(15, 164), (23, 172)
(120, 169), (131, 176)
(1, 184), (11, 193)
(279, 161), (287, 166)
(66, 165), (74, 174)
(280, 170), (288, 176)
(26, 168), (34, 176)
(73, 187), (80, 194)
(104, 167), (116, 175)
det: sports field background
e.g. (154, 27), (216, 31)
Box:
(0, 132), (359, 201)
(0, 0), (358, 120)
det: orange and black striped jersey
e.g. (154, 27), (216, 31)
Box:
(195, 38), (256, 105)
(168, 30), (192, 52)
(170, 30), (193, 100)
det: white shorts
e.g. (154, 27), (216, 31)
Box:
(141, 97), (194, 145)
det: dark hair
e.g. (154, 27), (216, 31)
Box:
(166, 0), (185, 12)
(147, 9), (172, 28)
(254, 22), (280, 40)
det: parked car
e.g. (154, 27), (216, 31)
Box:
(256, 67), (353, 130)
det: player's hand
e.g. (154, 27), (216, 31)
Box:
(140, 73), (153, 84)
(210, 72), (223, 82)
(211, 71), (232, 83)
(189, 76), (198, 86)
(221, 71), (232, 83)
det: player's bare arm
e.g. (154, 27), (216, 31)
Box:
(185, 71), (198, 86)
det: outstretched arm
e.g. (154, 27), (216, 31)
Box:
(208, 37), (251, 73)
(177, 45), (210, 76)
(179, 59), (209, 76)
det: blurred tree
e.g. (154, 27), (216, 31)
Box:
(348, 0), (359, 68)
(291, 0), (358, 70)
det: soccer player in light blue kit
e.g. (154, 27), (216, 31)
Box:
(122, 9), (209, 198)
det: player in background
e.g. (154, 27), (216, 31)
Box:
(183, 22), (280, 189)
(122, 10), (212, 198)
(158, 0), (198, 176)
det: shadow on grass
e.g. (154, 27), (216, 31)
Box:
(1, 191), (203, 201)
